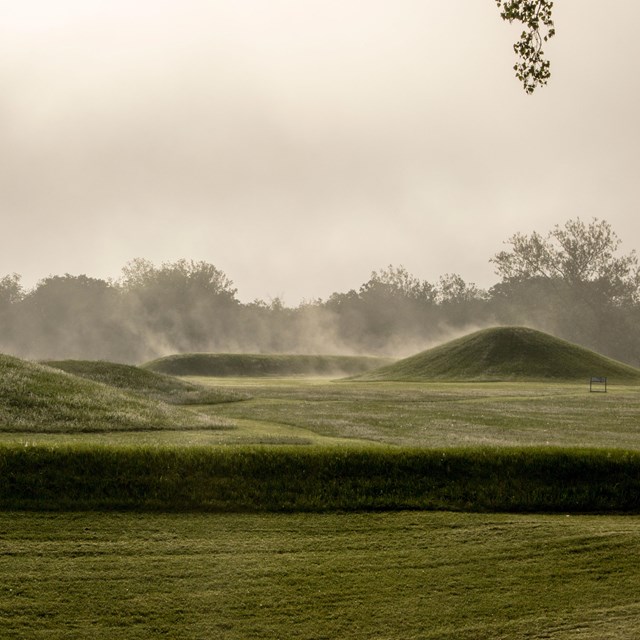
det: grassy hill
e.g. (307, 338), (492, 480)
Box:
(142, 353), (395, 377)
(352, 326), (640, 383)
(0, 354), (228, 433)
(43, 359), (245, 405)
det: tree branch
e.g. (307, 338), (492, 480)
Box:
(496, 0), (555, 94)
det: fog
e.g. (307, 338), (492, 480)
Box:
(1, 243), (639, 368)
(1, 2), (639, 365)
(1, 1), (639, 305)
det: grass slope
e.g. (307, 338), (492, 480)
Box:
(43, 359), (245, 405)
(0, 354), (227, 433)
(143, 353), (394, 377)
(354, 326), (640, 382)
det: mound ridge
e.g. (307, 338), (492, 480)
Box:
(0, 354), (225, 433)
(353, 327), (640, 383)
(43, 359), (244, 405)
(143, 353), (394, 377)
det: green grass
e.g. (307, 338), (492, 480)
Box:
(0, 354), (229, 433)
(3, 358), (640, 639)
(43, 359), (246, 405)
(5, 375), (634, 448)
(142, 353), (395, 377)
(353, 326), (640, 382)
(195, 378), (640, 450)
(2, 445), (639, 513)
(1, 510), (640, 639)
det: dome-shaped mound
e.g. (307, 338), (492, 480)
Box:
(142, 353), (393, 377)
(43, 359), (243, 404)
(353, 327), (640, 383)
(0, 354), (221, 432)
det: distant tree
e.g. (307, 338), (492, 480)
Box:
(496, 0), (555, 94)
(491, 218), (640, 304)
(118, 259), (239, 355)
(0, 274), (23, 351)
(490, 218), (640, 363)
(14, 274), (127, 360)
(436, 273), (486, 304)
(435, 273), (490, 327)
(323, 266), (438, 352)
(361, 265), (436, 303)
(120, 258), (236, 298)
(0, 274), (23, 308)
(0, 272), (23, 319)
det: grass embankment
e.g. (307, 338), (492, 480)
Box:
(354, 326), (640, 382)
(143, 353), (394, 377)
(2, 511), (640, 639)
(43, 359), (245, 404)
(0, 354), (228, 433)
(2, 445), (639, 513)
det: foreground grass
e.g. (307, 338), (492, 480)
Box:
(2, 445), (639, 513)
(1, 511), (639, 639)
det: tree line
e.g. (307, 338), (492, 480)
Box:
(1, 218), (639, 366)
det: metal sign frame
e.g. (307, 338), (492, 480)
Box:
(590, 376), (607, 393)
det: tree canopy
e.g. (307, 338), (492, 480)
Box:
(1, 220), (639, 365)
(491, 218), (640, 303)
(119, 258), (236, 298)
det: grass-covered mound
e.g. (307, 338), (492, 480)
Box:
(0, 354), (228, 433)
(2, 445), (640, 513)
(143, 353), (395, 377)
(43, 359), (245, 405)
(353, 326), (640, 383)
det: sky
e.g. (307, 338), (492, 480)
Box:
(1, 1), (639, 304)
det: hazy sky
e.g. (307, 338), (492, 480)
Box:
(1, 1), (639, 303)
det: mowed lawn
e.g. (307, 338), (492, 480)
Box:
(2, 377), (640, 639)
(192, 378), (640, 450)
(2, 377), (639, 450)
(1, 511), (640, 640)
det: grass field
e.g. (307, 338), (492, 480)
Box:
(2, 510), (640, 639)
(3, 342), (640, 639)
(4, 376), (639, 449)
(2, 376), (640, 514)
(190, 377), (640, 450)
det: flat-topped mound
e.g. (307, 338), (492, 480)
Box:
(43, 360), (244, 405)
(142, 353), (395, 377)
(0, 354), (225, 433)
(352, 327), (640, 383)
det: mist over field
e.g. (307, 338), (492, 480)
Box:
(1, 218), (639, 366)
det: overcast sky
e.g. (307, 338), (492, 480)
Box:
(1, 1), (639, 303)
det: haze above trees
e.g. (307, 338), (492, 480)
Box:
(1, 218), (638, 366)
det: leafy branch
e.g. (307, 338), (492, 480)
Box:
(496, 0), (555, 94)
